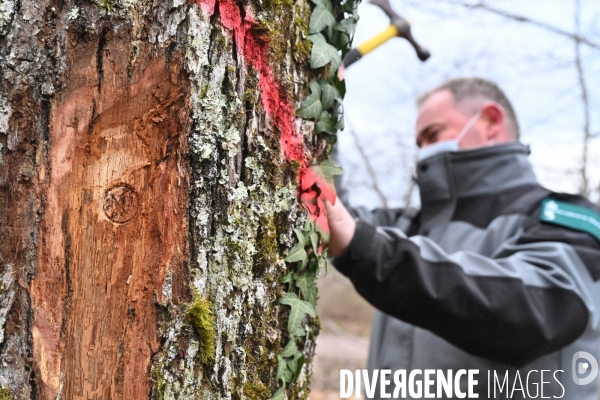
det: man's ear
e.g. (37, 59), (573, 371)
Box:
(480, 102), (505, 141)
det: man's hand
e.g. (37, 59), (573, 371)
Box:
(324, 198), (356, 257)
(337, 65), (346, 81)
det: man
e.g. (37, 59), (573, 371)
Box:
(326, 78), (600, 399)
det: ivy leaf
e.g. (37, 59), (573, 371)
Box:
(275, 356), (287, 381)
(308, 80), (321, 97)
(308, 33), (341, 70)
(303, 225), (315, 240)
(291, 325), (306, 337)
(293, 356), (306, 377)
(328, 50), (342, 78)
(280, 293), (317, 337)
(309, 6), (336, 35)
(280, 272), (294, 290)
(285, 242), (308, 267)
(315, 217), (330, 242)
(319, 82), (340, 110)
(300, 171), (318, 192)
(280, 272), (293, 284)
(315, 159), (343, 187)
(340, 0), (358, 13)
(335, 33), (351, 53)
(304, 219), (314, 233)
(271, 386), (286, 400)
(319, 248), (330, 272)
(335, 115), (345, 130)
(307, 256), (320, 274)
(310, 0), (332, 11)
(309, 232), (319, 254)
(323, 134), (337, 145)
(288, 353), (306, 383)
(281, 340), (300, 358)
(293, 228), (307, 246)
(296, 82), (322, 119)
(276, 355), (293, 384)
(307, 159), (343, 205)
(295, 272), (318, 306)
(300, 191), (318, 215)
(334, 16), (359, 35)
(311, 211), (330, 238)
(315, 111), (338, 135)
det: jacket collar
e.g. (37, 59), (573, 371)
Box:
(416, 141), (540, 235)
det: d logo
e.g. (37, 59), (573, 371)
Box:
(572, 351), (599, 385)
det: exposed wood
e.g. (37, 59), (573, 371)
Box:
(31, 25), (191, 399)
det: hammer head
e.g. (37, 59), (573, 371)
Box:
(369, 0), (431, 62)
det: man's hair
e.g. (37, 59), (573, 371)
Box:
(417, 77), (520, 139)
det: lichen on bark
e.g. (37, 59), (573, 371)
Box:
(0, 0), (317, 398)
(150, 0), (319, 397)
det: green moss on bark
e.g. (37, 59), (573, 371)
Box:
(0, 387), (12, 400)
(150, 366), (166, 400)
(243, 381), (272, 399)
(186, 296), (217, 364)
(252, 217), (279, 276)
(98, 0), (115, 13)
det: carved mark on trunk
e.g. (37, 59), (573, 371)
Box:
(103, 184), (139, 224)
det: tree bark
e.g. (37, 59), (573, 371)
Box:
(0, 0), (315, 398)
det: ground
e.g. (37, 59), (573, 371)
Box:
(310, 268), (374, 400)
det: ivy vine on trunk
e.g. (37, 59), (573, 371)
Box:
(273, 0), (361, 398)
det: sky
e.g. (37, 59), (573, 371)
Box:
(337, 0), (600, 208)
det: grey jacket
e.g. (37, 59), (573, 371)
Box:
(334, 142), (600, 399)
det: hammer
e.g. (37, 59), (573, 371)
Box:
(342, 0), (431, 69)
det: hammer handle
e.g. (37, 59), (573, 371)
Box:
(343, 25), (399, 69)
(357, 25), (399, 55)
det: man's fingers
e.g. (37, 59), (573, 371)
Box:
(326, 197), (353, 222)
(324, 197), (344, 222)
(324, 198), (335, 216)
(324, 198), (356, 257)
(337, 65), (346, 81)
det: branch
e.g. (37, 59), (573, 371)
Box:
(574, 0), (592, 198)
(454, 1), (600, 50)
(346, 122), (389, 208)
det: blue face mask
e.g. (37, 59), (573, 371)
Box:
(417, 110), (483, 161)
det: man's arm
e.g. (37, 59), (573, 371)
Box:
(327, 199), (598, 367)
(333, 167), (408, 228)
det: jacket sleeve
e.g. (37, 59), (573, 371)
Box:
(334, 171), (415, 228)
(346, 206), (407, 227)
(333, 214), (599, 367)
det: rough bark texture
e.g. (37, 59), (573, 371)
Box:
(0, 0), (315, 398)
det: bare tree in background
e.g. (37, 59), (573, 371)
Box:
(341, 0), (600, 208)
(443, 0), (600, 204)
(346, 121), (389, 208)
(573, 0), (593, 199)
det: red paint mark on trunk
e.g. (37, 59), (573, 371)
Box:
(202, 0), (304, 163)
(199, 0), (216, 15)
(197, 0), (330, 233)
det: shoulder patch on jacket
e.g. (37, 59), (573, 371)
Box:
(540, 198), (600, 243)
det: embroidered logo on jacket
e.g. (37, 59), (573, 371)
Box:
(540, 198), (600, 242)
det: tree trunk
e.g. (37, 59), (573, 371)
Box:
(0, 0), (315, 398)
